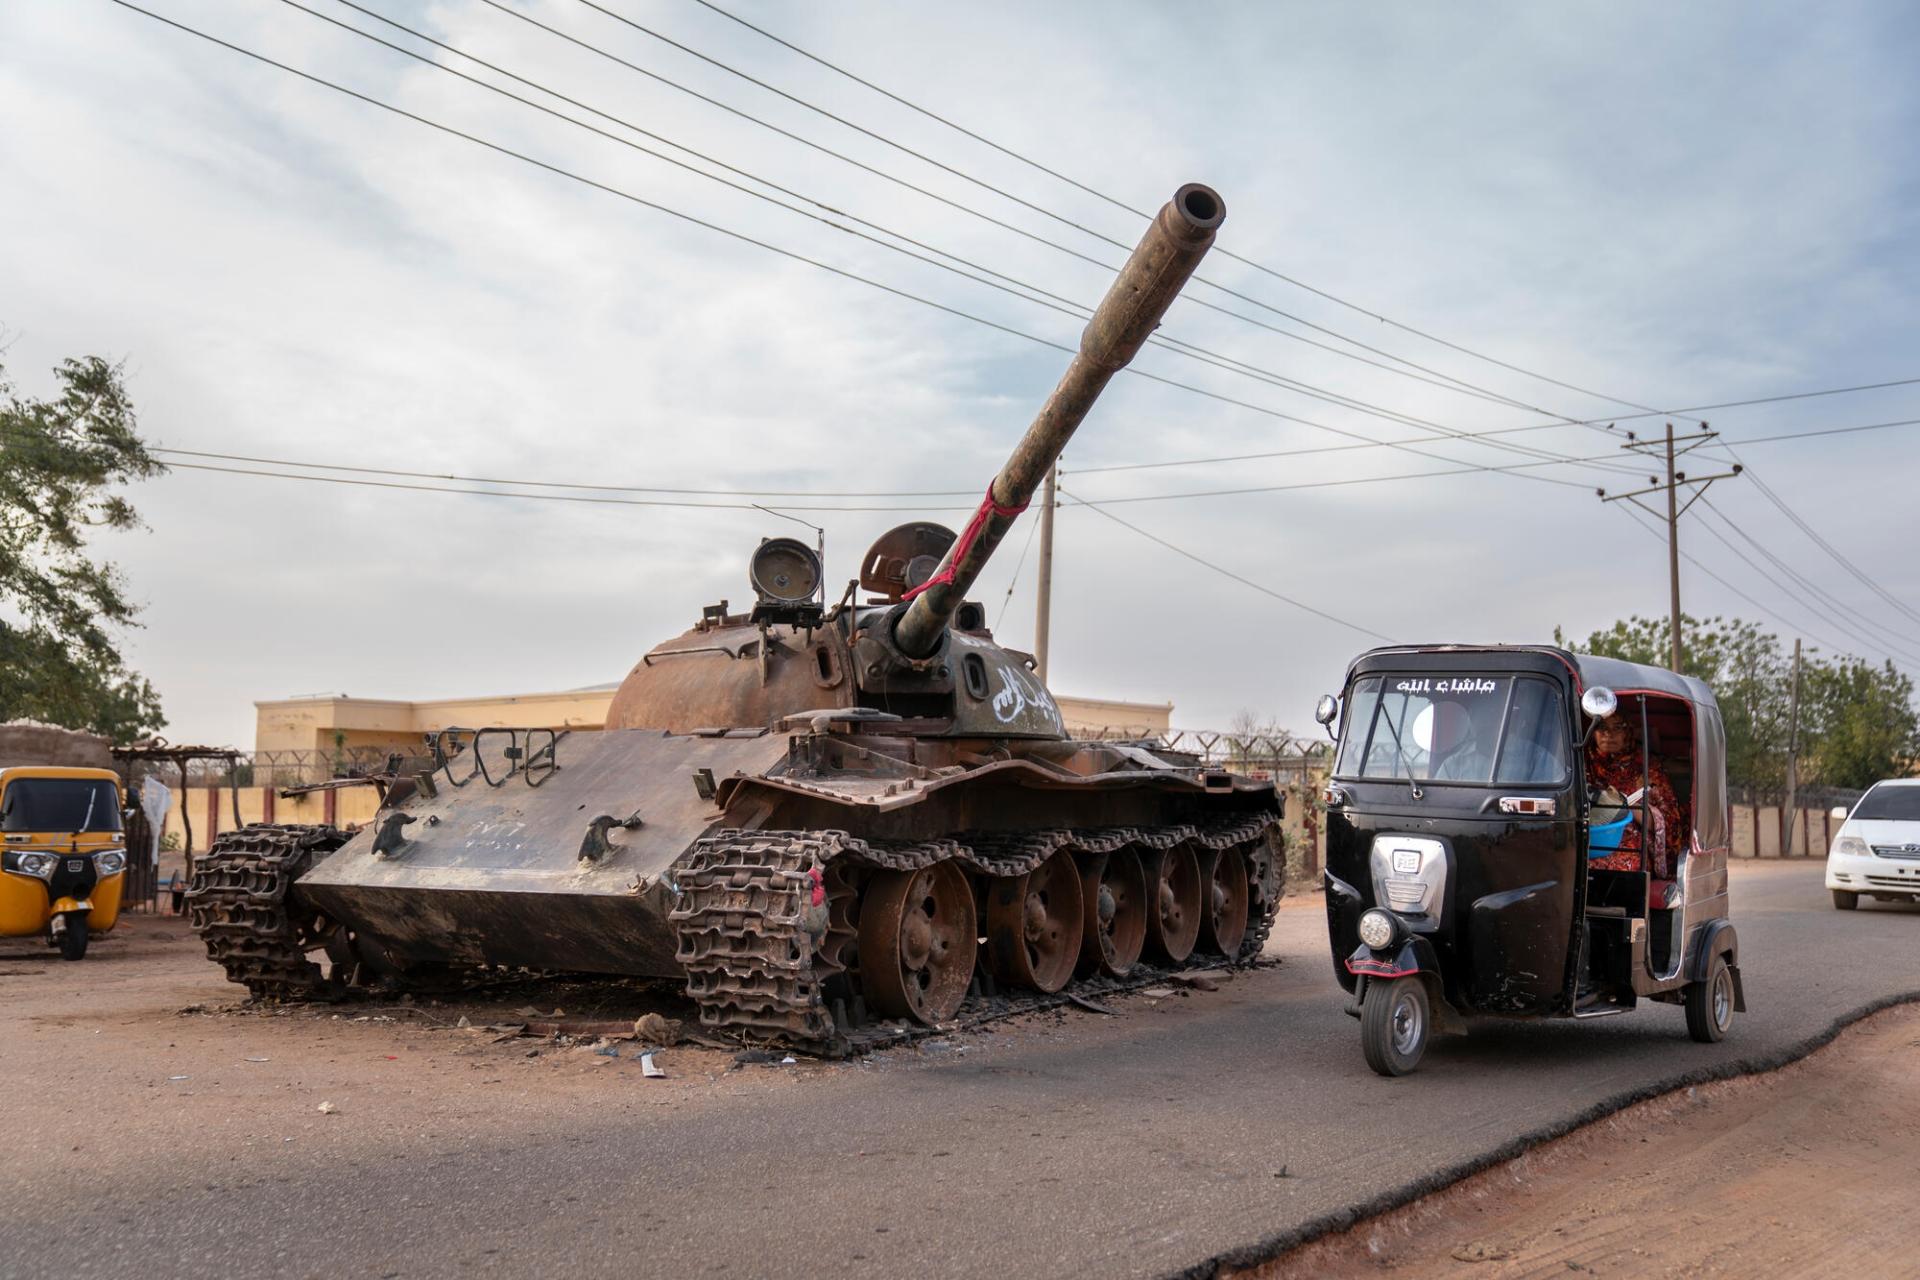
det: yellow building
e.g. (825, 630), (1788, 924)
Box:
(255, 685), (1172, 765)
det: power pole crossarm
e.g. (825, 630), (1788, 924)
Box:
(1594, 421), (1743, 675)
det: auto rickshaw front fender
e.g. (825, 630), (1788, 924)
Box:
(1345, 934), (1440, 980)
(0, 872), (48, 937)
(1689, 919), (1745, 1012)
(50, 896), (93, 917)
(1346, 937), (1467, 1034)
(85, 874), (123, 932)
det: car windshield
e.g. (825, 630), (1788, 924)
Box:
(1335, 675), (1569, 786)
(1851, 785), (1920, 822)
(0, 778), (123, 833)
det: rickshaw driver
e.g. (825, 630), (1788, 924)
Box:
(1587, 711), (1685, 877)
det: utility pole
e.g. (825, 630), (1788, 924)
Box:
(1663, 424), (1684, 672)
(1784, 637), (1803, 856)
(1597, 422), (1742, 674)
(1033, 462), (1056, 682)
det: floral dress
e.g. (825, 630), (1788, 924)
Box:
(1586, 751), (1685, 877)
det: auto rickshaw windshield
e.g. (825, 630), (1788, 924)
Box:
(1335, 674), (1569, 786)
(0, 778), (123, 833)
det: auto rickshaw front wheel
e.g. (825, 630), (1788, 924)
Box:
(55, 914), (89, 962)
(1685, 953), (1735, 1043)
(1361, 976), (1431, 1077)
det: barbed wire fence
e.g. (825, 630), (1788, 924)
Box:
(1074, 726), (1331, 881)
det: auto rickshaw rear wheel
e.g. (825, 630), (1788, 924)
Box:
(56, 915), (88, 962)
(1361, 976), (1430, 1077)
(1686, 953), (1735, 1043)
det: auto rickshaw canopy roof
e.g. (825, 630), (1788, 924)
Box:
(1344, 644), (1730, 853)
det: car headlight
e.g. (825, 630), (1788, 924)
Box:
(1833, 836), (1870, 858)
(5, 851), (59, 879)
(96, 850), (127, 876)
(1358, 908), (1398, 950)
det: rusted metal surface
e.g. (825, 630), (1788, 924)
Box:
(1147, 845), (1203, 963)
(667, 813), (1280, 1049)
(895, 184), (1225, 658)
(296, 730), (789, 977)
(1079, 847), (1147, 977)
(606, 620), (853, 733)
(986, 849), (1083, 994)
(857, 861), (976, 1023)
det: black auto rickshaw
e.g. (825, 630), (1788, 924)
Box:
(1313, 645), (1745, 1076)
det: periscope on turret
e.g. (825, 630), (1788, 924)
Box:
(187, 185), (1287, 1051)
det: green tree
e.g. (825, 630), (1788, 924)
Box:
(1556, 614), (1791, 791)
(1801, 657), (1918, 789)
(1558, 614), (1918, 794)
(0, 353), (166, 740)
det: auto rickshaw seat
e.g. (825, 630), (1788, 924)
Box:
(1648, 879), (1681, 910)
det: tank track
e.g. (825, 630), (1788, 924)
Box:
(185, 823), (354, 1001)
(668, 811), (1284, 1052)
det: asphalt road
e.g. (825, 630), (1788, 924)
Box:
(2, 860), (1916, 1280)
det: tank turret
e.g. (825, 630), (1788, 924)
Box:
(606, 183), (1224, 738)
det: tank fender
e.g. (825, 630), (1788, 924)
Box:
(1688, 919), (1745, 1012)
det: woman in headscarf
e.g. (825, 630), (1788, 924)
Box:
(1587, 710), (1685, 877)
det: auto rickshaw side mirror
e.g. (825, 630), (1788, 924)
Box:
(1314, 694), (1339, 740)
(1577, 685), (1618, 745)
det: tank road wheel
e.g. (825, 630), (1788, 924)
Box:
(1145, 846), (1203, 963)
(1079, 848), (1148, 977)
(857, 862), (978, 1025)
(987, 849), (1084, 993)
(1198, 846), (1251, 956)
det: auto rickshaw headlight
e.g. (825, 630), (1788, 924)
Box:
(96, 850), (127, 876)
(1358, 909), (1398, 950)
(4, 851), (60, 880)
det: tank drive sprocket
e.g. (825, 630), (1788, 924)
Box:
(668, 811), (1283, 1051)
(185, 823), (355, 1001)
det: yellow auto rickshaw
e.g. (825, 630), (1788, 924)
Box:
(0, 767), (129, 959)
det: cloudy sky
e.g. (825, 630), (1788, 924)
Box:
(4, 0), (1917, 748)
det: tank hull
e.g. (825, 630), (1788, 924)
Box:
(297, 729), (789, 976)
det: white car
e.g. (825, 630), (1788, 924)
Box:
(1826, 778), (1920, 909)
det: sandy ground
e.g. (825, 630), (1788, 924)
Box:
(1245, 1001), (1920, 1279)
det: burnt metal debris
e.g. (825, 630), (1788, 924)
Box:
(187, 184), (1289, 1051)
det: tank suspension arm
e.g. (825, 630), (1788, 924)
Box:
(894, 183), (1225, 658)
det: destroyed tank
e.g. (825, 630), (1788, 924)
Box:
(188, 182), (1286, 1048)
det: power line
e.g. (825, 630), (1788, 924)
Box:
(1058, 485), (1394, 641)
(163, 460), (971, 512)
(1731, 462), (1920, 628)
(124, 2), (1642, 495)
(679, 0), (1702, 427)
(541, 0), (1650, 429)
(430, 0), (1649, 477)
(1609, 503), (1857, 659)
(1068, 409), (1920, 477)
(151, 446), (979, 498)
(1693, 497), (1920, 664)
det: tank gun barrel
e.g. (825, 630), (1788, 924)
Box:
(894, 183), (1225, 658)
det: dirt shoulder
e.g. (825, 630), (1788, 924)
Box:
(1239, 1001), (1920, 1278)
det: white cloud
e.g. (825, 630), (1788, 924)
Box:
(3, 0), (1915, 745)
